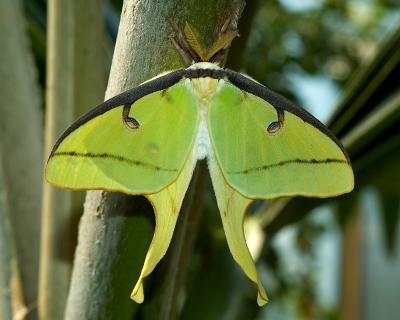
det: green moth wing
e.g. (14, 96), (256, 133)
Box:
(46, 71), (200, 194)
(131, 147), (198, 303)
(208, 72), (354, 199)
(45, 62), (355, 306)
(206, 71), (354, 305)
(208, 152), (269, 306)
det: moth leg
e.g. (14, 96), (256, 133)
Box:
(210, 51), (226, 65)
(123, 104), (140, 130)
(167, 18), (198, 65)
(267, 108), (285, 135)
(219, 17), (231, 37)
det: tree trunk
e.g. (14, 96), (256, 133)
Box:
(0, 0), (43, 318)
(65, 1), (244, 319)
(39, 1), (105, 319)
(340, 209), (362, 320)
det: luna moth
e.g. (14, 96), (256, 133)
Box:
(45, 22), (354, 306)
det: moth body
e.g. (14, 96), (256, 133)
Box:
(194, 114), (210, 160)
(45, 60), (354, 307)
(186, 63), (222, 161)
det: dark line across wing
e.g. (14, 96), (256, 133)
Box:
(52, 151), (178, 172)
(228, 158), (348, 175)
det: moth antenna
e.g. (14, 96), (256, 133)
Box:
(219, 17), (231, 36)
(167, 18), (198, 65)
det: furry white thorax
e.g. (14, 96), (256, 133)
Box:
(187, 61), (222, 70)
(185, 62), (224, 160)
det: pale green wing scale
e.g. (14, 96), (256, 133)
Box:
(207, 69), (354, 306)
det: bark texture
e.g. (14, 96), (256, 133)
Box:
(0, 0), (43, 318)
(65, 1), (244, 319)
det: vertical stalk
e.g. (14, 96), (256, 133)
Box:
(0, 0), (43, 318)
(39, 1), (74, 318)
(39, 1), (105, 319)
(340, 209), (362, 320)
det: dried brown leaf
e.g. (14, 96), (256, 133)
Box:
(184, 22), (207, 61)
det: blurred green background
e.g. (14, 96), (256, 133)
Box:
(1, 0), (399, 319)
